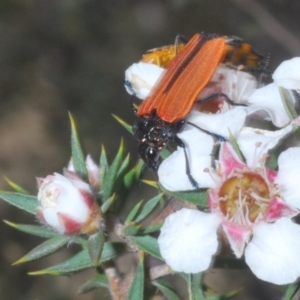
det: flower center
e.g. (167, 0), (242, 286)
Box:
(218, 172), (270, 225)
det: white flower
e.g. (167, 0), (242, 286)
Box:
(273, 57), (300, 90)
(124, 62), (164, 99)
(37, 172), (102, 235)
(158, 126), (300, 285)
(158, 107), (247, 191)
(246, 57), (300, 127)
(158, 208), (220, 273)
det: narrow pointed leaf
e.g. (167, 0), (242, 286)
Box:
(99, 145), (108, 185)
(188, 273), (205, 300)
(162, 188), (208, 207)
(87, 230), (105, 266)
(228, 132), (244, 162)
(284, 283), (300, 300)
(126, 251), (144, 300)
(69, 112), (88, 181)
(134, 194), (163, 223)
(139, 223), (162, 234)
(0, 192), (38, 214)
(102, 139), (124, 201)
(28, 242), (126, 276)
(112, 114), (133, 134)
(4, 177), (29, 194)
(129, 235), (162, 259)
(78, 274), (108, 294)
(125, 200), (143, 225)
(279, 87), (298, 120)
(153, 279), (180, 300)
(123, 160), (144, 190)
(3, 220), (58, 238)
(123, 224), (141, 236)
(13, 235), (70, 265)
(117, 153), (130, 178)
(101, 193), (116, 213)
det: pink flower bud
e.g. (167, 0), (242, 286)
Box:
(67, 155), (100, 189)
(37, 173), (103, 235)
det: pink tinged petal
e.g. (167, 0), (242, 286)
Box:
(36, 177), (44, 189)
(63, 168), (82, 181)
(158, 128), (215, 191)
(222, 221), (252, 258)
(218, 142), (245, 176)
(266, 168), (277, 183)
(86, 155), (100, 185)
(246, 83), (293, 127)
(273, 57), (300, 90)
(208, 189), (220, 211)
(245, 218), (300, 285)
(57, 212), (82, 234)
(276, 147), (300, 209)
(265, 197), (299, 222)
(237, 125), (293, 169)
(187, 107), (247, 140)
(67, 158), (75, 172)
(124, 62), (164, 99)
(36, 206), (46, 222)
(158, 208), (221, 273)
(80, 189), (95, 209)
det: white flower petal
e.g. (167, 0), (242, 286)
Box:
(273, 57), (300, 90)
(245, 218), (300, 285)
(246, 83), (292, 127)
(187, 107), (247, 139)
(200, 66), (257, 105)
(124, 62), (164, 99)
(237, 125), (293, 168)
(158, 208), (221, 273)
(276, 147), (300, 209)
(158, 127), (215, 191)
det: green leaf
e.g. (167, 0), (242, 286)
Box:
(123, 224), (141, 236)
(228, 132), (244, 162)
(162, 188), (208, 207)
(0, 192), (38, 214)
(153, 279), (180, 300)
(117, 153), (130, 178)
(29, 242), (126, 276)
(284, 283), (300, 300)
(139, 223), (162, 234)
(134, 194), (163, 223)
(126, 251), (144, 300)
(78, 274), (108, 294)
(13, 235), (70, 265)
(279, 87), (298, 120)
(161, 148), (171, 159)
(187, 273), (205, 300)
(102, 139), (124, 201)
(4, 177), (29, 194)
(99, 145), (108, 185)
(101, 193), (116, 213)
(87, 231), (105, 266)
(112, 114), (133, 134)
(3, 221), (58, 238)
(69, 112), (88, 181)
(125, 200), (144, 225)
(129, 235), (162, 259)
(123, 160), (144, 190)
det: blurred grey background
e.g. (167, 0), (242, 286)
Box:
(0, 0), (299, 299)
